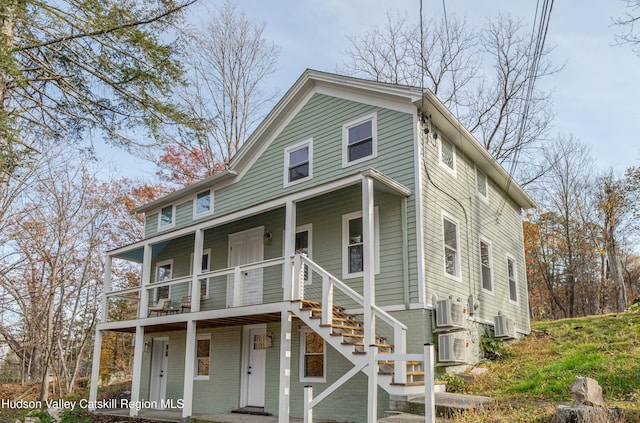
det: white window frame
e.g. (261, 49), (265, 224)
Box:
(441, 212), (461, 281)
(193, 189), (214, 218)
(284, 224), (313, 284)
(158, 204), (176, 231)
(475, 167), (489, 203)
(194, 334), (211, 380)
(479, 237), (494, 294)
(342, 113), (378, 167)
(284, 139), (313, 187)
(299, 328), (326, 383)
(438, 137), (457, 176)
(154, 259), (173, 301)
(342, 208), (380, 279)
(190, 249), (211, 299)
(507, 254), (518, 304)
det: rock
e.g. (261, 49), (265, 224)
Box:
(46, 407), (61, 422)
(571, 376), (605, 406)
(551, 405), (626, 423)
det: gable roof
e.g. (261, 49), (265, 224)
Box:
(135, 69), (535, 213)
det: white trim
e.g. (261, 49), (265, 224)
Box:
(299, 327), (326, 383)
(193, 189), (214, 219)
(506, 254), (519, 305)
(342, 208), (380, 279)
(414, 114), (427, 307)
(479, 236), (494, 295)
(475, 166), (489, 204)
(438, 136), (457, 177)
(157, 204), (176, 232)
(441, 211), (461, 281)
(194, 333), (211, 380)
(342, 112), (378, 167)
(240, 324), (267, 408)
(284, 138), (313, 187)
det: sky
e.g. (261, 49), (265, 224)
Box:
(112, 0), (640, 179)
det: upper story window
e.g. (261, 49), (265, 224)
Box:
(155, 259), (173, 300)
(285, 139), (312, 186)
(442, 213), (460, 279)
(480, 238), (493, 293)
(190, 249), (211, 299)
(194, 189), (213, 217)
(158, 204), (175, 230)
(342, 209), (380, 279)
(507, 256), (518, 303)
(342, 113), (377, 167)
(476, 167), (488, 201)
(439, 137), (456, 175)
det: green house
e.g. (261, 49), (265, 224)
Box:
(89, 70), (535, 422)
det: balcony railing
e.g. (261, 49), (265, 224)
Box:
(102, 257), (285, 322)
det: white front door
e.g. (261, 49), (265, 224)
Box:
(149, 338), (169, 408)
(227, 227), (264, 307)
(244, 326), (267, 407)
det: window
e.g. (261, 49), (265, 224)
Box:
(439, 137), (456, 175)
(155, 259), (173, 300)
(342, 113), (377, 166)
(284, 140), (312, 186)
(476, 168), (488, 201)
(296, 225), (312, 284)
(480, 238), (493, 293)
(300, 329), (325, 382)
(442, 214), (460, 279)
(158, 205), (175, 230)
(194, 189), (213, 217)
(195, 335), (211, 379)
(342, 209), (380, 278)
(190, 249), (211, 299)
(507, 256), (518, 303)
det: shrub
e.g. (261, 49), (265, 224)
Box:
(480, 331), (512, 361)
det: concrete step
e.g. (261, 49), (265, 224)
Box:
(387, 392), (493, 419)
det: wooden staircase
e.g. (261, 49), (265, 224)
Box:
(296, 300), (439, 395)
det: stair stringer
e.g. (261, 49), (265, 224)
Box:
(293, 306), (426, 397)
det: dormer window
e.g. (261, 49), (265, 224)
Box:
(194, 189), (213, 217)
(342, 113), (377, 167)
(158, 205), (175, 230)
(284, 139), (312, 186)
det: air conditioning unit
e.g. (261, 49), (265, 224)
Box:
(435, 298), (467, 330)
(438, 333), (468, 364)
(494, 313), (516, 339)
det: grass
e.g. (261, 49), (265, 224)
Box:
(457, 311), (640, 422)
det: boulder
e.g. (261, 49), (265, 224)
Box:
(571, 376), (605, 406)
(551, 405), (626, 423)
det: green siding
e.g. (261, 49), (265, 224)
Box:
(420, 129), (530, 332)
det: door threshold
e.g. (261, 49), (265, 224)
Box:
(231, 406), (272, 416)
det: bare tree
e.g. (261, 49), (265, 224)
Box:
(343, 13), (558, 181)
(0, 146), (126, 399)
(614, 0), (640, 53)
(151, 2), (280, 184)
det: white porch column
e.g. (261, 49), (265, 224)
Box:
(88, 329), (103, 410)
(140, 244), (152, 318)
(182, 320), (196, 420)
(277, 309), (292, 422)
(191, 229), (204, 312)
(129, 325), (145, 417)
(283, 200), (297, 301)
(362, 176), (378, 422)
(102, 256), (112, 322)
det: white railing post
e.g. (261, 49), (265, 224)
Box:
(140, 244), (152, 318)
(293, 254), (303, 301)
(191, 229), (204, 312)
(321, 275), (333, 326)
(393, 325), (407, 384)
(102, 255), (112, 322)
(367, 343), (378, 423)
(233, 266), (243, 307)
(283, 200), (297, 301)
(303, 385), (313, 423)
(424, 343), (436, 423)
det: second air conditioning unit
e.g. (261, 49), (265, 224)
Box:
(438, 332), (468, 364)
(435, 298), (467, 331)
(494, 313), (516, 339)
